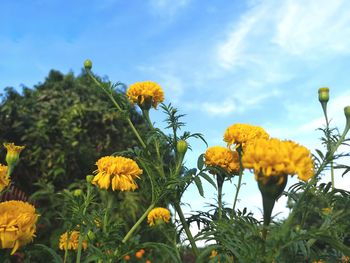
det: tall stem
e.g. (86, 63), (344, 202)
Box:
(232, 147), (244, 214)
(217, 175), (224, 220)
(75, 231), (84, 263)
(87, 70), (147, 149)
(174, 202), (199, 257)
(122, 203), (155, 244)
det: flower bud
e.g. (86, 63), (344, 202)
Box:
(3, 143), (25, 169)
(345, 106), (350, 119)
(318, 87), (329, 103)
(84, 59), (92, 70)
(176, 140), (188, 155)
(73, 189), (83, 196)
(87, 230), (96, 240)
(86, 175), (94, 183)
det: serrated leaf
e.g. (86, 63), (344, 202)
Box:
(194, 176), (204, 197)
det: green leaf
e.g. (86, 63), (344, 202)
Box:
(199, 172), (217, 190)
(197, 153), (205, 170)
(194, 176), (204, 197)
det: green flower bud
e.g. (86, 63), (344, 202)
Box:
(84, 59), (93, 70)
(73, 189), (83, 196)
(176, 140), (188, 155)
(86, 175), (94, 183)
(87, 230), (96, 240)
(318, 87), (329, 103)
(345, 106), (350, 119)
(3, 143), (25, 169)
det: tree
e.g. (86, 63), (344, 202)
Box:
(0, 70), (148, 194)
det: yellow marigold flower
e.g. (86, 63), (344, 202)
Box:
(204, 146), (239, 175)
(126, 81), (164, 109)
(0, 200), (38, 255)
(147, 207), (171, 226)
(59, 231), (87, 251)
(92, 156), (142, 191)
(242, 138), (314, 184)
(3, 143), (25, 168)
(210, 250), (218, 258)
(223, 124), (269, 149)
(0, 164), (10, 192)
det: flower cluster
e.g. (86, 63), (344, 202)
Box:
(0, 200), (38, 255)
(147, 207), (171, 226)
(126, 81), (164, 109)
(204, 146), (239, 175)
(59, 230), (87, 251)
(92, 156), (142, 191)
(242, 138), (314, 184)
(224, 124), (269, 149)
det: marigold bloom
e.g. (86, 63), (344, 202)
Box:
(242, 138), (314, 184)
(135, 251), (143, 258)
(92, 156), (142, 191)
(204, 146), (239, 175)
(210, 250), (218, 258)
(147, 207), (171, 226)
(124, 255), (131, 261)
(3, 143), (25, 168)
(59, 231), (87, 251)
(0, 164), (10, 192)
(127, 81), (164, 109)
(223, 124), (269, 149)
(0, 200), (38, 255)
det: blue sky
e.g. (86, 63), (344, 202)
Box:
(1, 0), (350, 225)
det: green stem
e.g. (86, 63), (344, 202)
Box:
(103, 193), (113, 233)
(217, 175), (224, 220)
(75, 230), (84, 263)
(174, 202), (199, 257)
(122, 203), (155, 243)
(232, 147), (244, 214)
(87, 70), (147, 149)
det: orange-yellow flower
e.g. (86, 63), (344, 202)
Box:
(59, 231), (87, 251)
(3, 143), (25, 167)
(204, 146), (239, 175)
(124, 255), (131, 261)
(242, 138), (314, 184)
(127, 81), (164, 109)
(135, 249), (145, 258)
(223, 124), (269, 149)
(0, 200), (38, 255)
(147, 207), (171, 226)
(0, 164), (10, 192)
(92, 156), (142, 191)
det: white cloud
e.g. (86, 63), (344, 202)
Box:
(273, 0), (350, 56)
(216, 0), (350, 70)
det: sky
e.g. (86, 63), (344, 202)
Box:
(1, 0), (350, 236)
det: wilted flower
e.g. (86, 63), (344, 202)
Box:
(204, 146), (239, 175)
(126, 81), (164, 110)
(59, 231), (87, 251)
(92, 156), (142, 191)
(223, 124), (269, 149)
(0, 164), (10, 192)
(147, 207), (171, 226)
(242, 138), (314, 184)
(0, 200), (38, 255)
